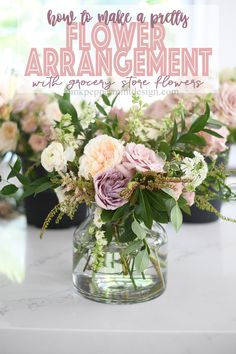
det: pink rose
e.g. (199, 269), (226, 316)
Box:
(215, 83), (236, 128)
(28, 134), (48, 152)
(198, 126), (229, 158)
(21, 113), (37, 133)
(145, 98), (173, 119)
(94, 168), (129, 210)
(122, 143), (165, 173)
(182, 191), (195, 206)
(170, 182), (183, 200)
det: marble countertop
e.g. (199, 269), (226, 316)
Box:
(0, 199), (236, 354)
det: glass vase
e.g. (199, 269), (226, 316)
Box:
(73, 208), (168, 304)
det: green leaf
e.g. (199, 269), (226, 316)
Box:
(207, 118), (223, 129)
(164, 198), (176, 215)
(101, 209), (114, 222)
(7, 158), (30, 185)
(135, 248), (149, 273)
(122, 240), (143, 256)
(188, 103), (210, 133)
(159, 141), (170, 157)
(58, 98), (78, 127)
(161, 188), (176, 199)
(63, 90), (70, 101)
(178, 196), (191, 215)
(22, 186), (37, 199)
(101, 94), (110, 106)
(170, 120), (178, 145)
(180, 106), (186, 130)
(177, 133), (206, 146)
(95, 102), (107, 116)
(139, 189), (153, 229)
(131, 219), (146, 240)
(111, 94), (119, 107)
(202, 129), (223, 138)
(145, 190), (166, 211)
(1, 184), (18, 195)
(111, 204), (129, 222)
(180, 204), (191, 215)
(119, 217), (136, 243)
(34, 182), (53, 195)
(170, 203), (183, 232)
(152, 210), (169, 224)
(7, 157), (21, 179)
(103, 224), (113, 244)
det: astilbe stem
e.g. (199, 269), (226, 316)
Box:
(195, 196), (236, 223)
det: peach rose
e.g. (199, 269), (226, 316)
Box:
(0, 121), (18, 153)
(28, 134), (48, 152)
(79, 135), (124, 179)
(0, 104), (11, 120)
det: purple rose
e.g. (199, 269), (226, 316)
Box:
(94, 168), (129, 210)
(122, 143), (165, 173)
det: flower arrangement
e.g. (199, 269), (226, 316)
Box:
(0, 90), (235, 303)
(1, 92), (235, 266)
(0, 90), (61, 160)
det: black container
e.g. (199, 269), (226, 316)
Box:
(22, 160), (87, 229)
(183, 200), (222, 223)
(24, 191), (87, 228)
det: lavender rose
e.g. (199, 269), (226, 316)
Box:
(94, 168), (129, 210)
(122, 143), (165, 173)
(215, 83), (236, 128)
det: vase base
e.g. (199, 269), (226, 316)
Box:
(73, 273), (166, 304)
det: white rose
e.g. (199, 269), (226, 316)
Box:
(41, 142), (75, 172)
(79, 135), (124, 179)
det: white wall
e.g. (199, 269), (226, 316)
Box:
(196, 0), (236, 69)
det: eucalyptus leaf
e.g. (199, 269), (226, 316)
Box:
(95, 102), (107, 116)
(202, 128), (223, 138)
(135, 248), (149, 273)
(101, 94), (111, 106)
(170, 203), (183, 232)
(188, 103), (210, 133)
(122, 240), (143, 256)
(170, 120), (178, 145)
(131, 219), (146, 240)
(111, 94), (119, 107)
(177, 133), (206, 146)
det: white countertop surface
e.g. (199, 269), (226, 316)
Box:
(0, 146), (236, 354)
(0, 201), (236, 354)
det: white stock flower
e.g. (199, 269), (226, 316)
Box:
(78, 103), (96, 130)
(79, 135), (124, 179)
(95, 230), (107, 247)
(93, 207), (104, 229)
(41, 142), (75, 172)
(181, 151), (208, 191)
